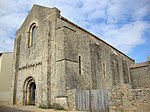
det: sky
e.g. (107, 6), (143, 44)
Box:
(0, 0), (150, 63)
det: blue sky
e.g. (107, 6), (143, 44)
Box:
(0, 0), (150, 63)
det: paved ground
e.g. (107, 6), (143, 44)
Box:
(0, 101), (84, 112)
(0, 101), (62, 112)
(0, 105), (31, 112)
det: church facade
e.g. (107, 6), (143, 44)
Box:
(10, 5), (150, 111)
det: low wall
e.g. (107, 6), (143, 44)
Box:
(109, 84), (150, 112)
(122, 88), (150, 112)
(55, 85), (150, 112)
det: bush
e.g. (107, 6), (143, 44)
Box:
(38, 102), (66, 110)
(52, 103), (65, 110)
(38, 104), (48, 109)
(47, 102), (53, 108)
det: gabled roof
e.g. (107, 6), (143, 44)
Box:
(17, 4), (134, 62)
(0, 52), (13, 57)
(17, 4), (59, 34)
(60, 17), (134, 61)
(0, 52), (13, 54)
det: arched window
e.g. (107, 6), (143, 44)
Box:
(28, 23), (37, 47)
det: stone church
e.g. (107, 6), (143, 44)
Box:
(10, 4), (150, 111)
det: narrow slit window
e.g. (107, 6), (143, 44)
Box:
(79, 56), (81, 75)
(103, 62), (106, 78)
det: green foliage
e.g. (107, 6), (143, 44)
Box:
(52, 103), (66, 110)
(47, 102), (53, 108)
(38, 102), (66, 110)
(38, 104), (48, 109)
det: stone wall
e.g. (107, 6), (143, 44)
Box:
(123, 89), (150, 112)
(16, 63), (42, 105)
(108, 85), (124, 112)
(130, 65), (150, 89)
(54, 16), (135, 110)
(11, 5), (141, 111)
(10, 5), (61, 106)
(108, 84), (150, 112)
(57, 17), (134, 91)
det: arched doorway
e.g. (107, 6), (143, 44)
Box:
(29, 82), (36, 105)
(23, 77), (36, 105)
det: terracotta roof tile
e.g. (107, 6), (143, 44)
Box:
(130, 61), (150, 68)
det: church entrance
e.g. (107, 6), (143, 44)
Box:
(23, 77), (36, 105)
(29, 82), (36, 105)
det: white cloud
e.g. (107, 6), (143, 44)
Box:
(0, 0), (149, 54)
(104, 21), (149, 53)
(87, 20), (149, 53)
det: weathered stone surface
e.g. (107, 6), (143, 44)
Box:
(55, 97), (68, 109)
(108, 84), (150, 112)
(10, 4), (150, 112)
(130, 62), (150, 89)
(121, 85), (150, 112)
